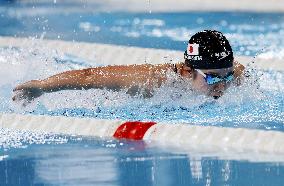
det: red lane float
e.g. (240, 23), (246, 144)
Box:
(113, 121), (156, 140)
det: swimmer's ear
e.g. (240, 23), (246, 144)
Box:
(182, 64), (193, 78)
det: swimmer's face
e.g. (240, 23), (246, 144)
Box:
(186, 66), (234, 98)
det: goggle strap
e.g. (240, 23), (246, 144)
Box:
(195, 69), (207, 78)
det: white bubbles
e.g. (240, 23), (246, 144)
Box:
(150, 28), (163, 37)
(0, 39), (95, 113)
(196, 18), (204, 25)
(0, 155), (8, 161)
(226, 29), (284, 58)
(0, 128), (68, 150)
(140, 19), (165, 27)
(145, 27), (191, 41)
(245, 51), (251, 56)
(125, 31), (140, 38)
(220, 20), (228, 27)
(112, 16), (284, 58)
(130, 18), (165, 27)
(112, 18), (194, 42)
(110, 26), (123, 32)
(78, 22), (101, 32)
(258, 48), (284, 60)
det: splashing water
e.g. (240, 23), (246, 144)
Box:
(0, 128), (68, 150)
(0, 39), (284, 149)
(0, 41), (283, 132)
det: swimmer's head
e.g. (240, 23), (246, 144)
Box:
(183, 30), (234, 98)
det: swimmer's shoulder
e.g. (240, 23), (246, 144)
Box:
(155, 62), (183, 73)
(141, 62), (180, 73)
(120, 62), (183, 75)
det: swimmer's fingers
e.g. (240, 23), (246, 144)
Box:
(12, 90), (30, 102)
(12, 93), (18, 102)
(13, 80), (42, 92)
(13, 82), (30, 92)
(12, 89), (43, 103)
(12, 80), (44, 103)
(12, 91), (34, 107)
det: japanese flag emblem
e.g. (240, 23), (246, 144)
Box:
(187, 44), (199, 55)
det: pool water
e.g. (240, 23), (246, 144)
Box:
(1, 135), (284, 186)
(0, 44), (283, 131)
(1, 2), (284, 57)
(0, 1), (284, 186)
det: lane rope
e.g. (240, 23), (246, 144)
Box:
(0, 113), (284, 154)
(0, 36), (283, 70)
(113, 121), (157, 140)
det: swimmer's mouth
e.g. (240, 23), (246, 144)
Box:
(208, 91), (224, 99)
(213, 95), (221, 99)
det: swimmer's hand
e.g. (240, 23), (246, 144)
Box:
(12, 80), (44, 104)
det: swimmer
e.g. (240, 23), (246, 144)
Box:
(12, 30), (244, 103)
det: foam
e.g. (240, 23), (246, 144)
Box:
(0, 37), (283, 126)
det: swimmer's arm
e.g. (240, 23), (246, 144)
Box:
(12, 69), (98, 102)
(12, 67), (134, 102)
(38, 68), (110, 91)
(12, 64), (171, 101)
(39, 64), (171, 91)
(14, 67), (128, 93)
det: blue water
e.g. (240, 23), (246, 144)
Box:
(1, 1), (284, 57)
(1, 136), (284, 186)
(0, 1), (284, 186)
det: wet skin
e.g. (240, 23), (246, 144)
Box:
(12, 62), (244, 105)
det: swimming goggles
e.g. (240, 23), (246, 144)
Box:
(195, 69), (234, 85)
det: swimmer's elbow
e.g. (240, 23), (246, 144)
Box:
(82, 68), (104, 89)
(82, 68), (119, 90)
(83, 68), (97, 77)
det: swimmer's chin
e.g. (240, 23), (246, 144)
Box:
(213, 95), (221, 99)
(208, 92), (224, 99)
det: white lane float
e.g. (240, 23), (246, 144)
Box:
(0, 113), (283, 154)
(0, 36), (283, 70)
